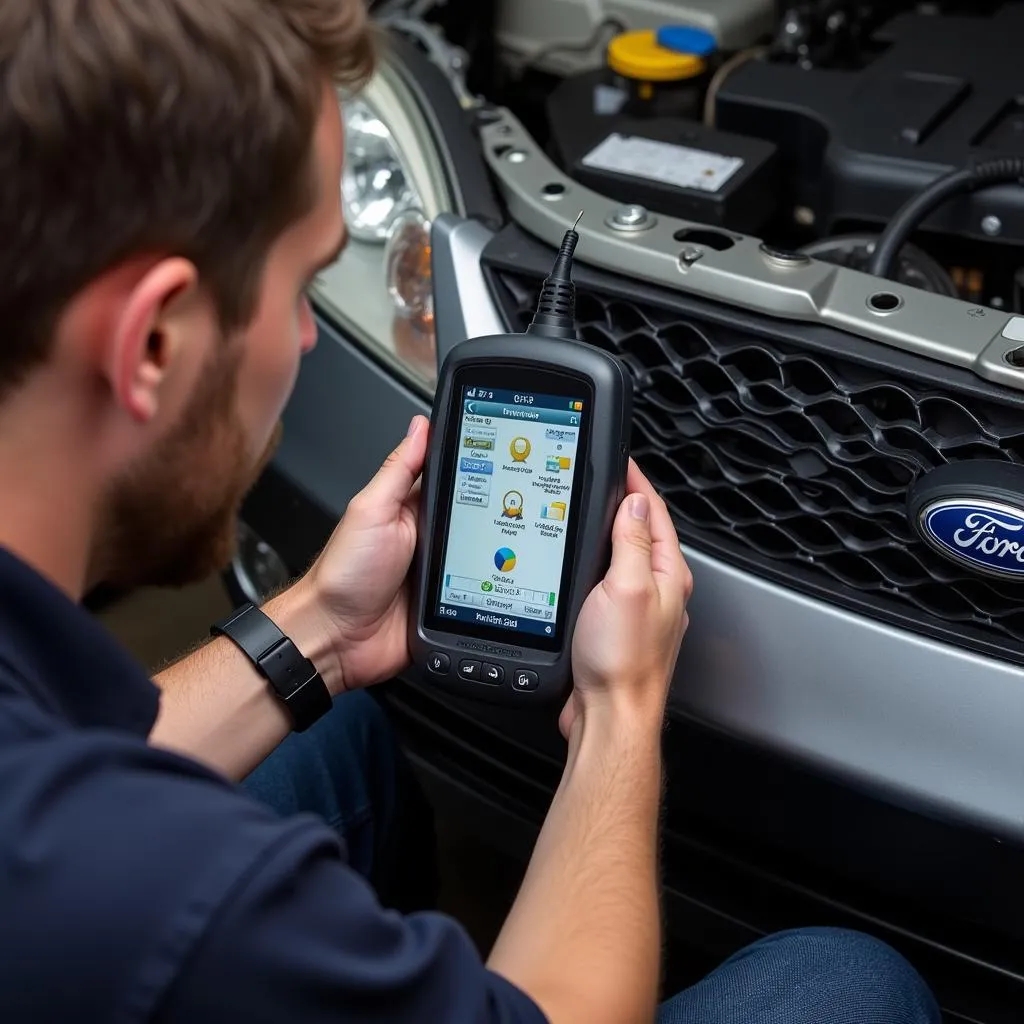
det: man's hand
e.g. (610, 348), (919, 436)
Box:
(286, 415), (429, 694)
(560, 459), (692, 738)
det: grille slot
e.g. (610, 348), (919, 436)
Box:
(492, 266), (1024, 659)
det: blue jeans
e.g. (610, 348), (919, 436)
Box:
(244, 689), (400, 880)
(244, 692), (942, 1024)
(656, 928), (941, 1023)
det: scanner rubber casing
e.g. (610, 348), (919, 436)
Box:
(409, 333), (633, 707)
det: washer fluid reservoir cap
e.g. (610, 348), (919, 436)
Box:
(656, 26), (717, 59)
(607, 29), (705, 82)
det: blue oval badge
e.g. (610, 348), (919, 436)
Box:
(919, 499), (1024, 579)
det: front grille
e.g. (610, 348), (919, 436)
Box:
(489, 260), (1024, 661)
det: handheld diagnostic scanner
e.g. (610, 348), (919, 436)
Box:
(409, 216), (634, 706)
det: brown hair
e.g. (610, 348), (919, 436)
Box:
(0, 0), (375, 394)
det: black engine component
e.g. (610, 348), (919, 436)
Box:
(799, 234), (959, 296)
(770, 1), (916, 70)
(716, 4), (1024, 246)
(547, 71), (780, 234)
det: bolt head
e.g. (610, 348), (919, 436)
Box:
(982, 214), (1002, 237)
(612, 204), (649, 226)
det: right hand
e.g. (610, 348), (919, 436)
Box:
(562, 460), (692, 738)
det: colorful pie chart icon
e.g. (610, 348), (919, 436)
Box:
(494, 547), (517, 572)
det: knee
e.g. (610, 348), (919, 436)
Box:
(757, 928), (941, 1024)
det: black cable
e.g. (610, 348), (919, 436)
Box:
(527, 213), (583, 340)
(868, 158), (1024, 281)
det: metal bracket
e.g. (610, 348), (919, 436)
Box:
(480, 107), (1024, 395)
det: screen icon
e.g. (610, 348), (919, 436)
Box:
(541, 502), (567, 522)
(480, 581), (494, 592)
(501, 490), (524, 518)
(545, 455), (572, 472)
(494, 547), (517, 572)
(570, 400), (583, 411)
(459, 457), (493, 476)
(467, 388), (477, 398)
(545, 626), (552, 634)
(509, 437), (531, 462)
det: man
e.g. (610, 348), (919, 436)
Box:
(0, 1), (942, 1021)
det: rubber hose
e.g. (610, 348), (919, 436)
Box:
(867, 158), (1024, 281)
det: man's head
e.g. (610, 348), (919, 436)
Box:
(0, 0), (374, 591)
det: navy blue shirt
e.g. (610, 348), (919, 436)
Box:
(0, 549), (545, 1023)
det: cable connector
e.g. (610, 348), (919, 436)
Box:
(527, 211), (583, 340)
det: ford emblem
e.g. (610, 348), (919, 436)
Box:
(908, 461), (1024, 580)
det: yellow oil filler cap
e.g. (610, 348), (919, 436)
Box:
(607, 29), (706, 99)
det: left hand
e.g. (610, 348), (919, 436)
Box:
(291, 414), (429, 693)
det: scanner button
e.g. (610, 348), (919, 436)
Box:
(427, 652), (450, 676)
(1002, 316), (1024, 342)
(458, 659), (483, 682)
(512, 669), (540, 692)
(482, 663), (504, 685)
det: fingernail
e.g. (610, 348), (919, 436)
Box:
(406, 416), (419, 438)
(630, 494), (649, 521)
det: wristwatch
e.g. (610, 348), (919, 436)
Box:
(211, 603), (332, 732)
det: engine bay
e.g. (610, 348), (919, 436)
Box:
(381, 0), (1024, 312)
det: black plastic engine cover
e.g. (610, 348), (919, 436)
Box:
(716, 3), (1024, 244)
(546, 70), (780, 235)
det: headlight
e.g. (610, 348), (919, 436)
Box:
(342, 99), (421, 243)
(312, 48), (456, 395)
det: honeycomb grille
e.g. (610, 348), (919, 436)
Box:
(493, 268), (1024, 657)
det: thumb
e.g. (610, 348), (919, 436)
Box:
(603, 493), (653, 591)
(359, 415), (429, 509)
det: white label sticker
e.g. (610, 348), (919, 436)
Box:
(581, 133), (744, 194)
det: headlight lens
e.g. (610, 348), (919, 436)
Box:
(385, 209), (434, 324)
(384, 208), (436, 382)
(311, 52), (457, 396)
(342, 99), (421, 243)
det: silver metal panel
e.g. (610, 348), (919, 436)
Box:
(675, 547), (1024, 841)
(480, 108), (1024, 393)
(432, 213), (1024, 841)
(431, 214), (506, 364)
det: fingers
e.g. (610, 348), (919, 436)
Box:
(625, 457), (657, 498)
(603, 490), (654, 595)
(355, 415), (429, 512)
(624, 459), (690, 593)
(558, 694), (576, 742)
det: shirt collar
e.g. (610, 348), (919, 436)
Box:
(0, 547), (158, 735)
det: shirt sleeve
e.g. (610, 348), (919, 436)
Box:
(154, 820), (548, 1024)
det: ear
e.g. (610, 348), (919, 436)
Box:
(105, 258), (203, 423)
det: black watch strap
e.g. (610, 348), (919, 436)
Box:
(211, 603), (332, 732)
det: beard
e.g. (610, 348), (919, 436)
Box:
(93, 344), (282, 591)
